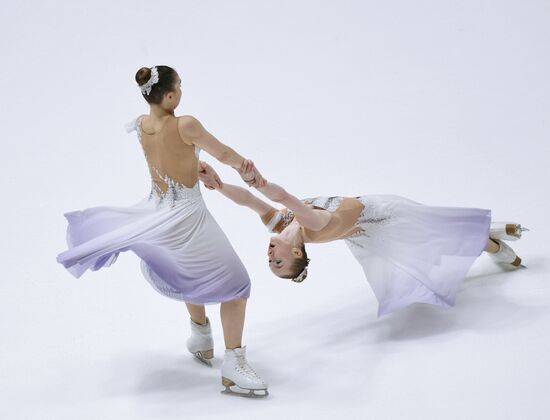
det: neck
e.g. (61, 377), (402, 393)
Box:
(150, 104), (174, 119)
(280, 223), (304, 247)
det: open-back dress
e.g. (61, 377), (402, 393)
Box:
(56, 115), (251, 304)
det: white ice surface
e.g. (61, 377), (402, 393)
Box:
(1, 1), (549, 419)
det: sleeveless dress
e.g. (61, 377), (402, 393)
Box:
(266, 195), (491, 317)
(55, 115), (251, 305)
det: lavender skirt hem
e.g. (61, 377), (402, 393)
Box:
(56, 195), (251, 304)
(344, 194), (491, 317)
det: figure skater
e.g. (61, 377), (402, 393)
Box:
(198, 160), (528, 317)
(56, 66), (269, 398)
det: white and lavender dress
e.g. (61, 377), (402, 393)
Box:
(266, 195), (491, 317)
(56, 115), (251, 304)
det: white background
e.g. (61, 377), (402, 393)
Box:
(1, 1), (549, 419)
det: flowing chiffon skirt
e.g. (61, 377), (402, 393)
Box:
(56, 184), (251, 305)
(343, 194), (491, 317)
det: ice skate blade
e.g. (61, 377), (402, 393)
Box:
(221, 378), (269, 398)
(191, 350), (213, 367)
(221, 386), (269, 398)
(495, 263), (525, 272)
(495, 260), (527, 270)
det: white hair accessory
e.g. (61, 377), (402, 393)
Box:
(140, 66), (159, 95)
(292, 267), (308, 283)
(291, 258), (310, 283)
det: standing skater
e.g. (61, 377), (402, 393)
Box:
(198, 161), (528, 317)
(56, 66), (268, 398)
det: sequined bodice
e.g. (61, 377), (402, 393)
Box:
(263, 194), (397, 248)
(125, 115), (202, 207)
(301, 197), (366, 243)
(266, 196), (364, 243)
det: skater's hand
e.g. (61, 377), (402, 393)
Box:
(198, 161), (223, 190)
(238, 159), (267, 188)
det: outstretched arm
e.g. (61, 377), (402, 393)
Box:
(257, 181), (331, 231)
(238, 160), (331, 232)
(198, 161), (275, 222)
(178, 116), (266, 187)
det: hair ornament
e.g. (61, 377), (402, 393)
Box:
(140, 66), (159, 95)
(291, 258), (311, 283)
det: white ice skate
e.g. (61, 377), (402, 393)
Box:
(221, 346), (269, 398)
(488, 238), (526, 268)
(490, 222), (530, 241)
(186, 317), (214, 367)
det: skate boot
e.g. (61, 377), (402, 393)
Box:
(221, 346), (269, 398)
(186, 317), (214, 367)
(488, 238), (526, 268)
(490, 222), (529, 241)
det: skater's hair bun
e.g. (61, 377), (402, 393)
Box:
(135, 67), (152, 86)
(279, 244), (310, 282)
(134, 65), (178, 105)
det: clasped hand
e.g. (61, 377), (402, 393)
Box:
(198, 161), (223, 190)
(238, 159), (267, 188)
(198, 159), (267, 190)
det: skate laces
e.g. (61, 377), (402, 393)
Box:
(235, 354), (261, 380)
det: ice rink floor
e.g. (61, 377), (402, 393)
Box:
(1, 1), (549, 419)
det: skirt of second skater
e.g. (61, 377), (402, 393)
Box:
(341, 194), (491, 317)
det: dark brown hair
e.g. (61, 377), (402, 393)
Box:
(279, 244), (309, 281)
(134, 65), (178, 105)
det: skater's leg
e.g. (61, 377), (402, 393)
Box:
(220, 298), (246, 349)
(483, 237), (499, 253)
(185, 303), (213, 365)
(186, 303), (207, 325)
(220, 297), (268, 396)
(484, 236), (524, 267)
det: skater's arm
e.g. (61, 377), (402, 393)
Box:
(198, 162), (276, 221)
(236, 160), (330, 231)
(177, 116), (258, 182)
(219, 184), (276, 219)
(256, 181), (331, 232)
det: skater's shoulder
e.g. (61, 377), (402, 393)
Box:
(125, 114), (148, 133)
(176, 115), (203, 131)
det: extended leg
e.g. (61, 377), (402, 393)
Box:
(186, 303), (207, 325)
(185, 303), (213, 366)
(483, 237), (499, 253)
(486, 221), (529, 267)
(220, 298), (246, 349)
(484, 236), (525, 267)
(220, 298), (268, 397)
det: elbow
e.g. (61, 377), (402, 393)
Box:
(217, 147), (234, 166)
(217, 150), (230, 164)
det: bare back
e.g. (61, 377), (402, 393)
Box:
(138, 115), (199, 194)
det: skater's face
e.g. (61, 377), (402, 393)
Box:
(267, 236), (302, 277)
